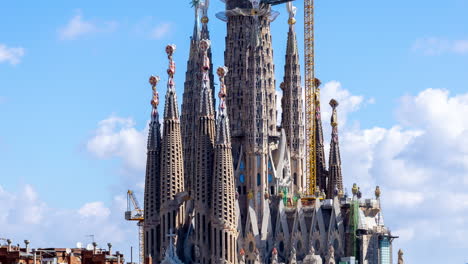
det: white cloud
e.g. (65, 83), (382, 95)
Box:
(0, 183), (136, 253)
(393, 227), (415, 242)
(150, 22), (172, 39)
(79, 202), (111, 218)
(412, 37), (468, 55)
(59, 12), (117, 40)
(385, 190), (424, 208)
(328, 85), (468, 256)
(86, 116), (147, 171)
(320, 81), (364, 128)
(0, 44), (25, 65)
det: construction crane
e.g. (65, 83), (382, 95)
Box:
(125, 190), (144, 264)
(260, 0), (318, 200)
(303, 0), (319, 200)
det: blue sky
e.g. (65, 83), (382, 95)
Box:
(1, 0), (467, 263)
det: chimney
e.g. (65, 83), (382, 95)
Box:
(92, 242), (97, 255)
(24, 240), (30, 254)
(107, 243), (112, 255)
(116, 251), (121, 264)
(6, 239), (11, 252)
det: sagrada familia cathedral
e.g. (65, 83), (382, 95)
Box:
(142, 0), (399, 263)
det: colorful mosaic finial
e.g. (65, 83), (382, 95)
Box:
(166, 44), (176, 77)
(149, 75), (160, 108)
(375, 186), (381, 199)
(166, 44), (176, 91)
(217, 66), (228, 109)
(352, 183), (358, 196)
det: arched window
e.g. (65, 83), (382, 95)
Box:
(239, 174), (245, 183)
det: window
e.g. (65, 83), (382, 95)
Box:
(239, 174), (245, 183)
(257, 173), (261, 186)
(379, 237), (391, 264)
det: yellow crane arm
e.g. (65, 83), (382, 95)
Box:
(304, 0), (317, 197)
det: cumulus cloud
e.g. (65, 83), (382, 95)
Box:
(79, 202), (111, 219)
(0, 183), (136, 252)
(86, 116), (148, 171)
(0, 44), (25, 65)
(412, 37), (468, 55)
(150, 22), (173, 39)
(59, 12), (117, 40)
(327, 85), (468, 257)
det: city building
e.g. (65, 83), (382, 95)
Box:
(0, 240), (124, 264)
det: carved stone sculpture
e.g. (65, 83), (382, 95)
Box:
(398, 249), (404, 264)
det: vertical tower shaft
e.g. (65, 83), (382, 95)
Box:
(159, 45), (185, 258)
(193, 39), (216, 264)
(210, 67), (238, 264)
(144, 76), (162, 262)
(327, 99), (343, 197)
(181, 3), (215, 195)
(281, 14), (305, 191)
(224, 0), (277, 220)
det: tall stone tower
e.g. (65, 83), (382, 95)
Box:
(314, 83), (328, 194)
(327, 99), (343, 197)
(181, 2), (215, 195)
(193, 39), (216, 264)
(280, 8), (304, 192)
(210, 66), (238, 264)
(159, 45), (186, 259)
(222, 0), (278, 224)
(144, 76), (163, 261)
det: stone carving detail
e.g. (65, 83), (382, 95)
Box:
(398, 249), (404, 264)
(325, 245), (335, 264)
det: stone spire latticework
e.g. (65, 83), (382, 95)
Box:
(144, 75), (163, 261)
(280, 12), (304, 192)
(313, 79), (328, 194)
(193, 39), (216, 264)
(327, 99), (343, 197)
(159, 45), (185, 259)
(181, 1), (215, 196)
(210, 66), (237, 264)
(224, 0), (278, 224)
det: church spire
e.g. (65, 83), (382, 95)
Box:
(164, 45), (179, 120)
(327, 99), (343, 197)
(314, 79), (328, 194)
(281, 2), (305, 192)
(210, 66), (237, 264)
(181, 0), (215, 197)
(159, 44), (185, 259)
(144, 75), (163, 261)
(193, 39), (216, 263)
